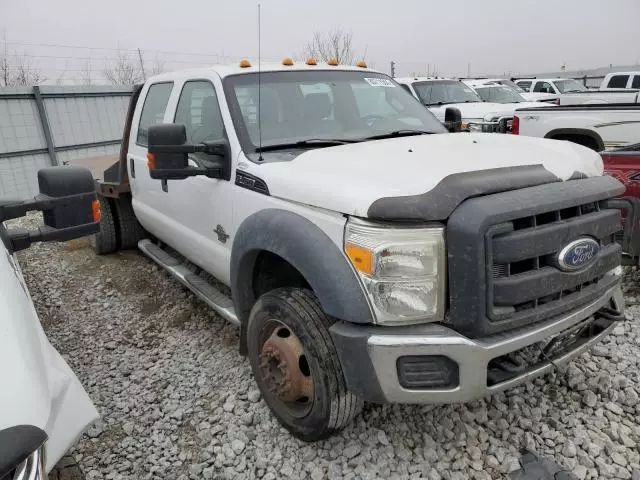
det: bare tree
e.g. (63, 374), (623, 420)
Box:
(0, 36), (10, 87)
(0, 36), (46, 87)
(103, 51), (143, 86)
(11, 53), (46, 86)
(148, 53), (165, 76)
(79, 60), (93, 86)
(303, 28), (356, 65)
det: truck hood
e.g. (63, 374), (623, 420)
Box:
(252, 133), (604, 219)
(429, 101), (549, 121)
(0, 248), (98, 472)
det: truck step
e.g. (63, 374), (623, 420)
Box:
(138, 239), (239, 326)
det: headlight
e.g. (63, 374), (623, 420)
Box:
(468, 123), (484, 132)
(344, 219), (446, 325)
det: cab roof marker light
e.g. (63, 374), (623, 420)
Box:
(239, 59), (252, 68)
(282, 57), (294, 66)
(306, 57), (318, 66)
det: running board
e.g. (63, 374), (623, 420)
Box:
(138, 239), (239, 326)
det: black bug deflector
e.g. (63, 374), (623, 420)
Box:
(367, 165), (561, 222)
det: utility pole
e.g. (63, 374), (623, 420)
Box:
(390, 61), (396, 78)
(137, 48), (147, 81)
(467, 61), (471, 77)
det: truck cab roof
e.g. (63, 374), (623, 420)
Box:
(147, 62), (382, 83)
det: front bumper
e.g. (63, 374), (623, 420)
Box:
(12, 447), (45, 480)
(330, 284), (624, 404)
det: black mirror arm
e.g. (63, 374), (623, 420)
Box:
(0, 193), (94, 223)
(4, 222), (99, 253)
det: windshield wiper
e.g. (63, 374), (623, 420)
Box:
(424, 101), (457, 106)
(361, 129), (435, 140)
(256, 138), (360, 152)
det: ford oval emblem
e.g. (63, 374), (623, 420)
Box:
(557, 238), (600, 272)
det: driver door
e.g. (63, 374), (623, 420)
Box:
(161, 79), (234, 283)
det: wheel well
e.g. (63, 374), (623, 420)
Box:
(547, 131), (603, 151)
(252, 251), (310, 299)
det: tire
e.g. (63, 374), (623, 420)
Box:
(48, 455), (84, 480)
(90, 195), (118, 255)
(113, 195), (146, 249)
(247, 287), (363, 441)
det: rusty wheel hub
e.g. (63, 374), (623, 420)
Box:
(259, 325), (313, 405)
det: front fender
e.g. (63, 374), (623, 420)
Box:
(231, 209), (373, 353)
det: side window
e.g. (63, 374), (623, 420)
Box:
(533, 81), (552, 93)
(399, 84), (413, 95)
(633, 76), (640, 89)
(608, 75), (630, 89)
(136, 83), (173, 146)
(174, 81), (225, 144)
(517, 81), (532, 91)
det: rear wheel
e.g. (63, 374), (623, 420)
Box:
(90, 195), (118, 255)
(113, 196), (146, 249)
(247, 288), (363, 441)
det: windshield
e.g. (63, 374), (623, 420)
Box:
(474, 86), (526, 103)
(223, 71), (445, 156)
(496, 79), (525, 92)
(554, 79), (588, 93)
(412, 81), (482, 106)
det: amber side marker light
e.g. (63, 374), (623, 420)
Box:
(345, 243), (374, 275)
(92, 199), (101, 222)
(147, 152), (156, 170)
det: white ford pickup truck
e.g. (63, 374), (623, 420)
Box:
(73, 60), (629, 441)
(0, 166), (100, 479)
(513, 103), (640, 151)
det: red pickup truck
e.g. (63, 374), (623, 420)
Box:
(602, 143), (640, 265)
(603, 143), (640, 197)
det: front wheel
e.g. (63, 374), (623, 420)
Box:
(246, 288), (363, 441)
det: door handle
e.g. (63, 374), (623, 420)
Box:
(130, 157), (136, 178)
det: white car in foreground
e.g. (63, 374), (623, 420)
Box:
(397, 77), (547, 132)
(0, 166), (100, 479)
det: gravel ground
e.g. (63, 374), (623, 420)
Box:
(11, 213), (640, 480)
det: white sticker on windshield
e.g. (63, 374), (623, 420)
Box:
(463, 88), (474, 93)
(364, 77), (396, 88)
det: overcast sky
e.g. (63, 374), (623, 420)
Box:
(1, 0), (638, 82)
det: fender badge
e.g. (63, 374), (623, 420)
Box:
(214, 225), (229, 244)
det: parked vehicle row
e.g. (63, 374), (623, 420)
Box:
(68, 59), (631, 440)
(396, 77), (549, 132)
(516, 77), (640, 106)
(461, 77), (558, 102)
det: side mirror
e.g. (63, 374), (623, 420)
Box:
(147, 124), (226, 180)
(0, 166), (100, 253)
(444, 107), (462, 133)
